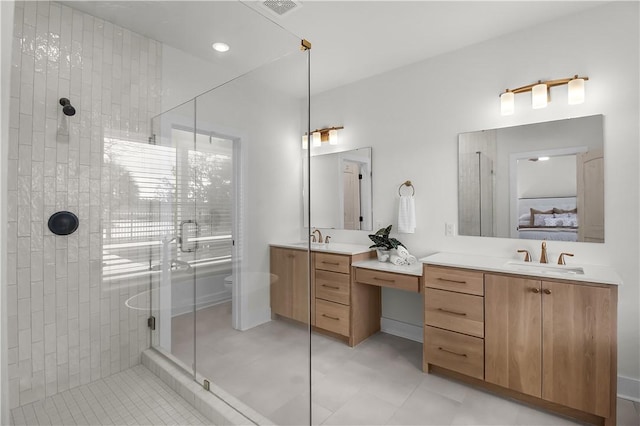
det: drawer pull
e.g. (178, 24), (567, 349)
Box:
(322, 314), (340, 321)
(438, 347), (467, 357)
(437, 308), (467, 316)
(437, 277), (467, 284)
(531, 288), (540, 294)
(322, 261), (340, 266)
(543, 289), (551, 295)
(373, 277), (395, 283)
(321, 284), (340, 290)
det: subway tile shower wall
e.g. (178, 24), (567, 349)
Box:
(7, 1), (162, 408)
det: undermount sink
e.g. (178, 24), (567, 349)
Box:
(291, 241), (327, 249)
(503, 261), (585, 275)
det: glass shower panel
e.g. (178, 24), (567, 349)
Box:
(191, 48), (311, 424)
(148, 100), (197, 375)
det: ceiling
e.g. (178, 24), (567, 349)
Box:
(62, 1), (607, 95)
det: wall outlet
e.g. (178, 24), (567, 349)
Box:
(445, 222), (455, 236)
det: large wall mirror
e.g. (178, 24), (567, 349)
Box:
(304, 147), (373, 231)
(458, 115), (604, 243)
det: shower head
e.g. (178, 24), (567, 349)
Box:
(59, 98), (76, 116)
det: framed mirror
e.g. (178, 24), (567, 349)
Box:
(458, 115), (604, 243)
(304, 147), (373, 231)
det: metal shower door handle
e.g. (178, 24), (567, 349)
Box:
(179, 220), (199, 253)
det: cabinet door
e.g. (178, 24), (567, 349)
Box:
(485, 274), (542, 397)
(542, 281), (612, 417)
(270, 248), (309, 323)
(290, 249), (310, 323)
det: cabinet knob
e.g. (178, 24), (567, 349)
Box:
(531, 288), (540, 294)
(543, 288), (551, 295)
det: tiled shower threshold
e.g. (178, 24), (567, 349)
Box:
(141, 348), (273, 425)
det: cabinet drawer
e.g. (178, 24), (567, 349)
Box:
(315, 299), (350, 336)
(424, 326), (484, 380)
(425, 265), (484, 296)
(425, 288), (484, 338)
(355, 268), (420, 293)
(316, 270), (350, 305)
(315, 253), (350, 274)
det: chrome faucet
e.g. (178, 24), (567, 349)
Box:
(312, 229), (323, 243)
(540, 241), (548, 263)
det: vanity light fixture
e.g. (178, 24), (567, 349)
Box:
(500, 75), (588, 115)
(301, 126), (344, 149)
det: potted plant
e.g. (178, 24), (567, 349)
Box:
(368, 225), (404, 262)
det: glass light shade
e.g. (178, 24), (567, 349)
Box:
(532, 83), (548, 109)
(500, 91), (514, 115)
(312, 131), (321, 147)
(328, 129), (338, 145)
(568, 78), (585, 105)
(302, 134), (308, 150)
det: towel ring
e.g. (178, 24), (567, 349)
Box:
(398, 180), (415, 196)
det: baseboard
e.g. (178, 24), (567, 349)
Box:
(172, 293), (231, 317)
(618, 375), (640, 402)
(380, 317), (423, 343)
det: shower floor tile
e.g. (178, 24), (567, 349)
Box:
(10, 364), (211, 426)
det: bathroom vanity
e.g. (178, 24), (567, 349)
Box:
(269, 243), (422, 346)
(421, 252), (620, 426)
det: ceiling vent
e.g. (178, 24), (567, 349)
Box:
(261, 0), (301, 17)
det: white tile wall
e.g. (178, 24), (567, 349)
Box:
(8, 1), (162, 408)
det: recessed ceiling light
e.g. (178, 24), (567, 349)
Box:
(212, 42), (230, 53)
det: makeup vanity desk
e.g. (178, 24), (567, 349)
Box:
(349, 260), (423, 346)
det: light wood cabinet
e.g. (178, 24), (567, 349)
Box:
(269, 247), (309, 323)
(485, 274), (542, 398)
(270, 245), (375, 345)
(541, 280), (614, 418)
(423, 265), (485, 378)
(484, 273), (617, 423)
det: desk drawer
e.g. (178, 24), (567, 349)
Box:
(315, 253), (350, 274)
(316, 299), (350, 336)
(425, 265), (484, 296)
(424, 326), (484, 380)
(355, 268), (420, 293)
(316, 270), (350, 305)
(425, 288), (484, 338)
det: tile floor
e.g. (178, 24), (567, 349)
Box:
(10, 364), (211, 426)
(172, 302), (640, 426)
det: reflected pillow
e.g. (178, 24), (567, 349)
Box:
(553, 207), (577, 214)
(533, 213), (555, 227)
(530, 208), (553, 226)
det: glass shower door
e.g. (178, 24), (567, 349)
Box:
(149, 100), (198, 374)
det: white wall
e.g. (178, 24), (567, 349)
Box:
(310, 2), (639, 394)
(517, 156), (576, 199)
(1, 1), (16, 421)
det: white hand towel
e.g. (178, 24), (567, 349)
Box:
(398, 195), (416, 234)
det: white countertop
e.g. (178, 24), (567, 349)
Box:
(420, 252), (622, 286)
(352, 259), (424, 276)
(270, 242), (373, 256)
